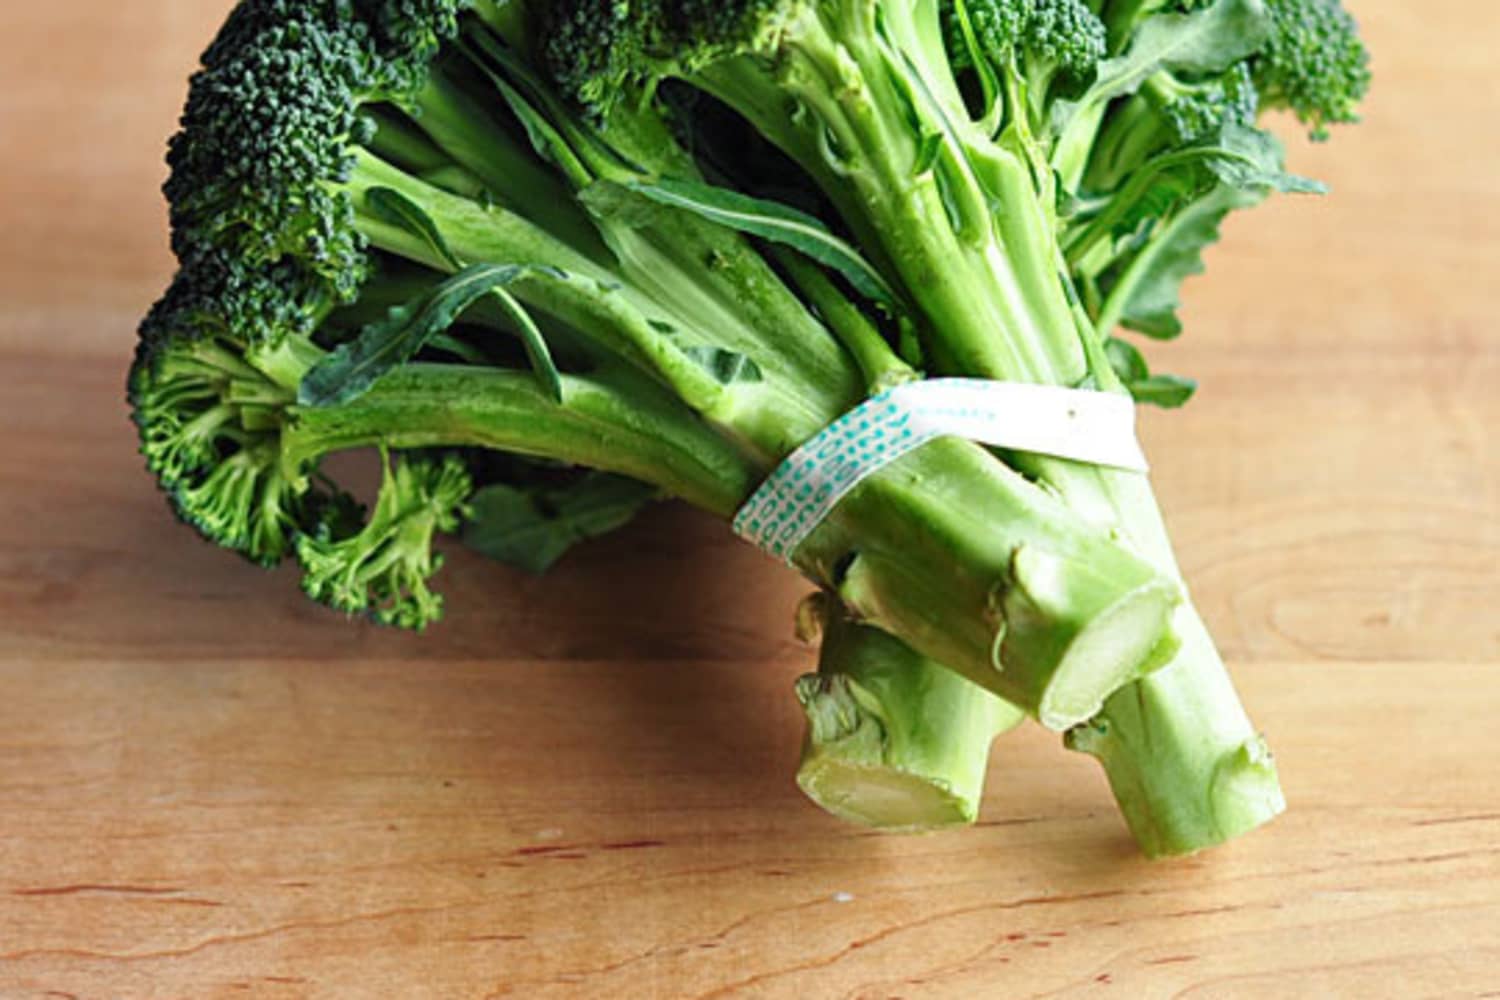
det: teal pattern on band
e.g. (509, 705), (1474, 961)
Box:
(733, 379), (1148, 563)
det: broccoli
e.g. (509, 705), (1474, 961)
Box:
(296, 451), (473, 629)
(539, 0), (1364, 853)
(134, 0), (1185, 735)
(1254, 0), (1372, 138)
(134, 0), (1367, 854)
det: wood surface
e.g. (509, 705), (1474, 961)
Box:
(1, 2), (1497, 996)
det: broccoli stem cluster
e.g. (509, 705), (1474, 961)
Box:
(132, 0), (1367, 856)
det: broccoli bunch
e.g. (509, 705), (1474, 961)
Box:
(133, 0), (1368, 855)
(135, 0), (1187, 725)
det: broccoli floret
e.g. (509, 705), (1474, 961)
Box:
(129, 250), (342, 567)
(1158, 61), (1260, 140)
(1028, 1), (1110, 76)
(134, 0), (815, 626)
(1254, 0), (1371, 138)
(543, 0), (792, 116)
(1082, 60), (1261, 192)
(140, 0), (1202, 734)
(297, 451), (472, 628)
(945, 0), (1107, 122)
(127, 236), (757, 629)
(946, 0), (1033, 69)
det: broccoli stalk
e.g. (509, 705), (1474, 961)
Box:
(795, 594), (1025, 830)
(542, 0), (1365, 852)
(134, 0), (1186, 727)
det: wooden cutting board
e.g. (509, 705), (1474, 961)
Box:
(1, 2), (1496, 996)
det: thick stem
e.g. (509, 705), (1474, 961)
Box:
(700, 23), (1089, 391)
(796, 598), (1025, 831)
(408, 70), (608, 260)
(684, 29), (1183, 726)
(283, 363), (756, 517)
(795, 437), (1180, 730)
(284, 357), (1178, 728)
(1068, 613), (1284, 856)
(1054, 462), (1286, 855)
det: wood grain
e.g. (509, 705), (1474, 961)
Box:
(1, 0), (1498, 996)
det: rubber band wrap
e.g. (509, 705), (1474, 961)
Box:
(733, 379), (1149, 563)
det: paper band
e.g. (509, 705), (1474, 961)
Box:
(733, 379), (1148, 562)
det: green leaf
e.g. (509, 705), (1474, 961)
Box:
(365, 187), (462, 271)
(912, 132), (944, 178)
(459, 30), (643, 185)
(457, 38), (592, 187)
(681, 346), (764, 385)
(642, 318), (764, 386)
(361, 188), (564, 402)
(485, 286), (565, 403)
(1105, 337), (1197, 407)
(1105, 336), (1150, 383)
(1116, 184), (1253, 338)
(615, 178), (899, 309)
(463, 473), (659, 575)
(300, 264), (547, 407)
(1127, 373), (1198, 408)
(1099, 0), (1271, 95)
(1070, 124), (1320, 280)
(427, 333), (491, 366)
(1107, 127), (1315, 339)
(1206, 126), (1326, 195)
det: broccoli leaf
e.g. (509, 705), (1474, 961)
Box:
(1107, 127), (1315, 338)
(608, 178), (900, 309)
(300, 264), (556, 407)
(461, 27), (643, 183)
(366, 186), (463, 270)
(464, 472), (660, 575)
(1116, 184), (1255, 338)
(1128, 373), (1198, 408)
(644, 319), (765, 385)
(356, 187), (565, 403)
(1105, 335), (1151, 382)
(1071, 124), (1319, 279)
(1106, 336), (1197, 407)
(1205, 125), (1325, 194)
(1102, 0), (1271, 88)
(681, 346), (765, 385)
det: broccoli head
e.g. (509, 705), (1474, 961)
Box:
(1254, 0), (1371, 138)
(947, 0), (1107, 74)
(166, 0), (465, 305)
(129, 248), (342, 568)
